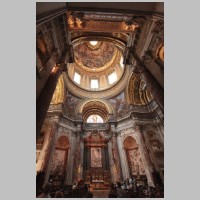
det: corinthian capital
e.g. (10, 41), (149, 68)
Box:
(133, 123), (142, 131)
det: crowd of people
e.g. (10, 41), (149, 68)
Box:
(37, 177), (164, 198)
(109, 177), (164, 198)
(37, 179), (93, 198)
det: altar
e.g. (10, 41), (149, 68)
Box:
(92, 179), (104, 190)
(83, 130), (111, 188)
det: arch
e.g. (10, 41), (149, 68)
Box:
(124, 136), (138, 149)
(82, 100), (110, 122)
(77, 99), (114, 116)
(126, 73), (153, 105)
(55, 135), (69, 150)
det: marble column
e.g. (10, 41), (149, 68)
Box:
(36, 64), (66, 139)
(134, 124), (155, 187)
(108, 140), (119, 183)
(65, 133), (76, 184)
(142, 128), (164, 183)
(80, 138), (84, 179)
(36, 123), (51, 173)
(108, 140), (114, 181)
(117, 133), (130, 180)
(43, 121), (58, 185)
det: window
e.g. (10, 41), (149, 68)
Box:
(74, 72), (81, 84)
(120, 56), (124, 68)
(87, 115), (104, 123)
(91, 79), (99, 89)
(90, 41), (98, 46)
(108, 72), (117, 84)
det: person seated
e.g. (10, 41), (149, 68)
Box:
(72, 182), (77, 190)
(37, 183), (52, 198)
(54, 191), (64, 198)
(86, 191), (93, 198)
(108, 183), (117, 198)
(117, 182), (128, 198)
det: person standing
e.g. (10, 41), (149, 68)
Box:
(37, 183), (52, 198)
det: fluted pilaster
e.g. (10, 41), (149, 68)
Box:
(134, 124), (155, 187)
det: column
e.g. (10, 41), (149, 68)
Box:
(36, 123), (52, 173)
(43, 121), (58, 185)
(117, 133), (130, 180)
(134, 124), (155, 187)
(108, 140), (118, 182)
(80, 138), (84, 179)
(142, 128), (164, 183)
(65, 133), (76, 184)
(36, 65), (65, 139)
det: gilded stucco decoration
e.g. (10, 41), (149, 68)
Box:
(67, 11), (139, 32)
(157, 45), (164, 62)
(127, 73), (153, 105)
(51, 74), (64, 104)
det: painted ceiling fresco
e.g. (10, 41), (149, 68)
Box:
(108, 91), (130, 118)
(74, 41), (115, 68)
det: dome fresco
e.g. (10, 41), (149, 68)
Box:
(68, 40), (125, 91)
(74, 41), (115, 69)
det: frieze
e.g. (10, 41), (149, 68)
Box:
(67, 11), (139, 32)
(83, 13), (132, 22)
(58, 122), (78, 132)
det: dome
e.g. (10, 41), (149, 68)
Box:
(68, 41), (125, 91)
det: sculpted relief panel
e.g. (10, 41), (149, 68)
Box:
(128, 149), (145, 175)
(50, 136), (69, 176)
(50, 150), (66, 176)
(91, 147), (102, 168)
(124, 136), (145, 176)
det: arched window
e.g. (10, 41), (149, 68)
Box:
(87, 114), (104, 123)
(120, 56), (124, 68)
